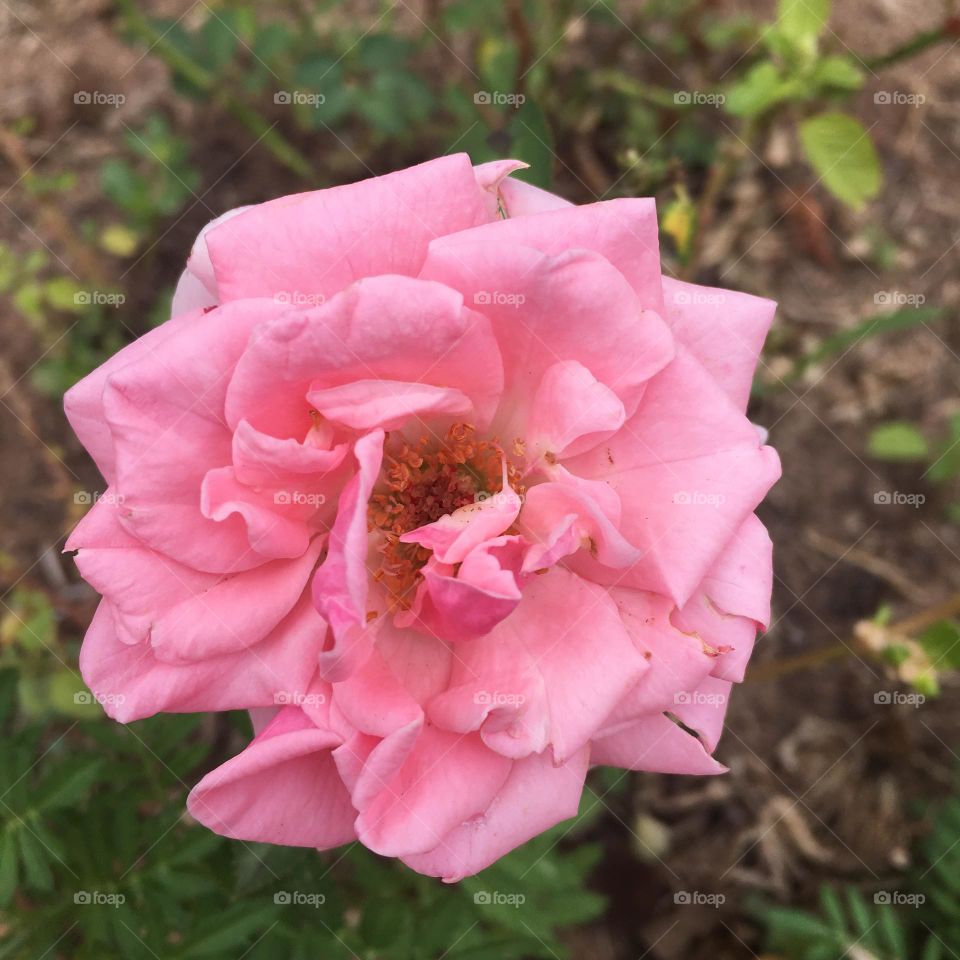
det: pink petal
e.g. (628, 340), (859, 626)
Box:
(231, 418), (349, 488)
(103, 298), (292, 574)
(187, 706), (356, 848)
(70, 498), (323, 661)
(355, 726), (512, 858)
(597, 588), (719, 736)
(398, 539), (525, 642)
(402, 746), (589, 881)
(662, 277), (775, 412)
(527, 360), (626, 460)
(472, 159), (529, 216)
(332, 647), (423, 738)
(170, 206), (251, 314)
(63, 309), (199, 484)
(200, 466), (318, 559)
(205, 154), (498, 302)
(375, 620), (453, 706)
(566, 348), (781, 605)
(675, 513), (773, 683)
(670, 676), (732, 753)
(333, 718), (422, 812)
(591, 713), (726, 775)
(428, 568), (647, 763)
(419, 243), (673, 430)
(312, 431), (384, 681)
(499, 177), (574, 217)
(519, 482), (641, 572)
(432, 196), (663, 308)
(224, 275), (503, 439)
(79, 593), (325, 722)
(306, 379), (473, 432)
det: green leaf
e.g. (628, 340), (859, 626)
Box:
(778, 0), (830, 45)
(36, 756), (104, 810)
(789, 306), (943, 380)
(360, 896), (412, 948)
(918, 620), (960, 671)
(17, 828), (53, 892)
(507, 101), (553, 187)
(357, 34), (412, 71)
(0, 831), (18, 907)
(868, 422), (929, 461)
(812, 55), (864, 92)
(199, 12), (239, 71)
(0, 669), (18, 729)
(179, 903), (278, 958)
(799, 112), (881, 210)
(725, 62), (800, 118)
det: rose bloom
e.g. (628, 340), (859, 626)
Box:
(66, 155), (779, 880)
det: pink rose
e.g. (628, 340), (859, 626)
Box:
(66, 155), (779, 880)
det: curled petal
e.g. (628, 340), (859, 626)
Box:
(354, 726), (512, 858)
(313, 431), (384, 681)
(402, 747), (589, 882)
(187, 706), (356, 848)
(591, 713), (726, 775)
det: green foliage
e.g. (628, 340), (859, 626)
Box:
(868, 422), (930, 461)
(799, 112), (882, 210)
(868, 410), (960, 519)
(757, 793), (960, 960)
(0, 667), (605, 959)
(782, 306), (944, 384)
(101, 114), (200, 235)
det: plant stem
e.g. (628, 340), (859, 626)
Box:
(865, 21), (958, 71)
(745, 642), (852, 683)
(746, 591), (960, 683)
(591, 71), (686, 111)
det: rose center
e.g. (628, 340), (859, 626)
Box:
(368, 423), (525, 610)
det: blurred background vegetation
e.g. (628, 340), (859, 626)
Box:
(1, 0), (959, 957)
